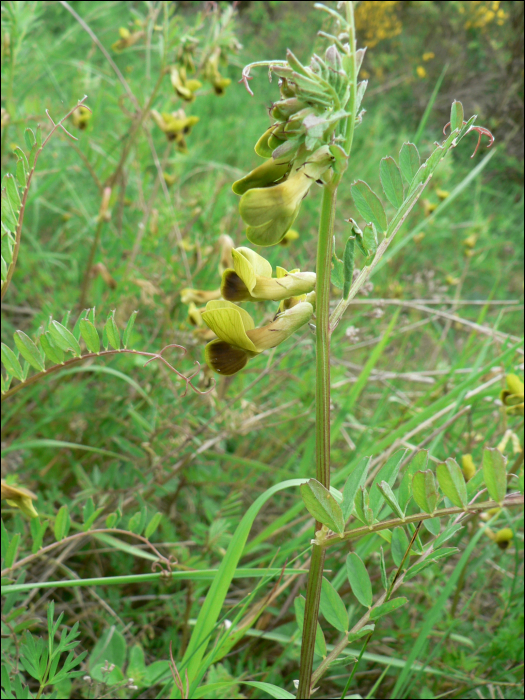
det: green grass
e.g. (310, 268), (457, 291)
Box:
(1, 2), (523, 699)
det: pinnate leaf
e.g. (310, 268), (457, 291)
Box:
(412, 470), (439, 513)
(399, 142), (420, 183)
(436, 458), (467, 507)
(40, 332), (64, 364)
(145, 512), (163, 539)
(80, 319), (100, 354)
(300, 479), (345, 534)
(377, 481), (405, 518)
(54, 505), (71, 541)
(320, 577), (349, 633)
(24, 128), (36, 150)
(105, 311), (120, 350)
(482, 447), (507, 503)
(294, 596), (327, 658)
(3, 173), (21, 213)
(346, 552), (372, 608)
(370, 597), (407, 620)
(380, 156), (404, 209)
(450, 100), (464, 132)
(48, 320), (81, 357)
(13, 331), (45, 372)
(351, 180), (387, 233)
(342, 455), (371, 521)
(123, 310), (138, 348)
(1, 343), (23, 380)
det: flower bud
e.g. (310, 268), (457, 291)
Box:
(500, 373), (524, 416)
(180, 288), (221, 305)
(461, 454), (476, 482)
(1, 480), (38, 518)
(170, 66), (202, 102)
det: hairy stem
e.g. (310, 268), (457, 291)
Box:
(297, 184), (337, 698)
(297, 4), (357, 695)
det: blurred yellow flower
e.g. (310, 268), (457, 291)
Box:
(355, 1), (402, 48)
(1, 480), (38, 518)
(422, 52), (435, 61)
(416, 66), (427, 79)
(461, 454), (476, 482)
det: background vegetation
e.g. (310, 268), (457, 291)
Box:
(1, 1), (523, 698)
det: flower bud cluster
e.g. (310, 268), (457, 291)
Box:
(234, 41), (367, 246)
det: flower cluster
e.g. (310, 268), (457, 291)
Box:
(181, 239), (315, 376)
(150, 110), (200, 152)
(235, 28), (367, 246)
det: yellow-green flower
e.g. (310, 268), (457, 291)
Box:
(461, 454), (476, 482)
(221, 247), (315, 302)
(202, 300), (313, 375)
(236, 146), (333, 246)
(1, 480), (38, 518)
(486, 527), (514, 550)
(187, 302), (204, 327)
(279, 229), (300, 246)
(232, 156), (292, 195)
(181, 288), (221, 305)
(112, 27), (144, 52)
(500, 373), (524, 415)
(71, 105), (92, 131)
(218, 234), (235, 275)
(203, 52), (232, 96)
(150, 109), (199, 151)
(170, 66), (202, 102)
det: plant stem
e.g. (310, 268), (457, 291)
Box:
(297, 4), (357, 695)
(78, 217), (105, 310)
(297, 181), (337, 699)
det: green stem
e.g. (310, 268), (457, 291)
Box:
(297, 181), (337, 699)
(297, 4), (357, 696)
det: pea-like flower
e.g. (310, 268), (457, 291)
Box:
(150, 109), (199, 151)
(221, 247), (315, 303)
(181, 288), (221, 305)
(203, 50), (232, 96)
(500, 373), (524, 416)
(170, 67), (202, 102)
(1, 480), (38, 518)
(202, 300), (313, 375)
(235, 146), (333, 246)
(71, 105), (92, 131)
(112, 27), (144, 53)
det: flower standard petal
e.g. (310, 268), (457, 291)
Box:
(202, 302), (258, 353)
(234, 247), (273, 278)
(239, 171), (313, 228)
(246, 211), (300, 247)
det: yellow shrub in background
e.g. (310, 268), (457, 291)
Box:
(463, 0), (508, 28)
(354, 1), (402, 47)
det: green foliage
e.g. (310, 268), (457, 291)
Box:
(1, 1), (523, 699)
